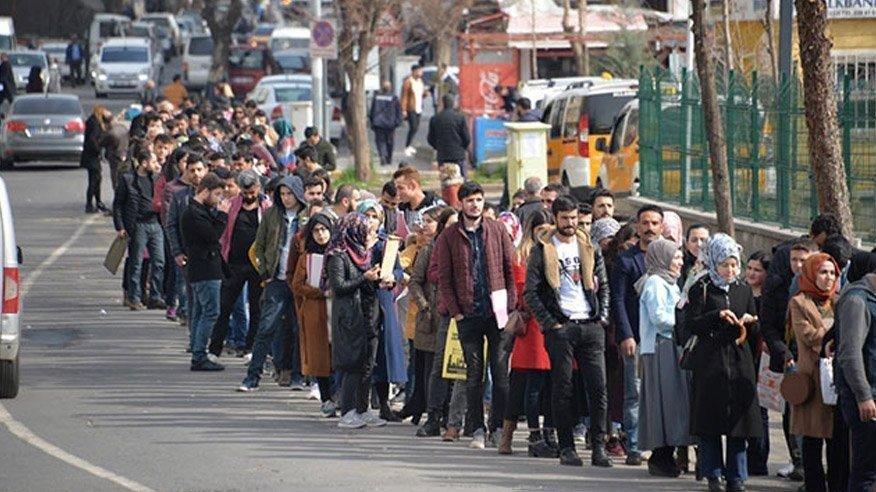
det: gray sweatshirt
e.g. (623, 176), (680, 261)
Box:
(836, 273), (876, 403)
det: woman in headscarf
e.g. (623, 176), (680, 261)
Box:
(357, 199), (407, 421)
(326, 213), (384, 429)
(635, 238), (692, 477)
(273, 118), (297, 170)
(81, 105), (111, 213)
(684, 233), (761, 492)
(291, 213), (336, 418)
(788, 253), (849, 492)
(590, 217), (621, 251)
(25, 65), (43, 93)
(497, 211), (522, 248)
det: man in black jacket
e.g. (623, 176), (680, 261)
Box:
(180, 173), (229, 371)
(524, 194), (613, 468)
(369, 80), (402, 166)
(427, 94), (470, 178)
(113, 148), (165, 311)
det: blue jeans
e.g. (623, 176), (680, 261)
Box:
(700, 436), (748, 485)
(190, 280), (221, 364)
(622, 352), (640, 455)
(128, 221), (165, 303)
(228, 284), (248, 349)
(245, 280), (294, 382)
(176, 264), (188, 316)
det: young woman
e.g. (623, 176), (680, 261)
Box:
(744, 250), (772, 476)
(291, 213), (336, 418)
(498, 209), (558, 457)
(636, 238), (692, 477)
(789, 253), (849, 492)
(684, 233), (761, 492)
(357, 199), (406, 422)
(397, 205), (448, 424)
(81, 105), (111, 213)
(326, 213), (384, 429)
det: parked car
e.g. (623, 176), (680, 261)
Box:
(92, 38), (159, 98)
(0, 175), (22, 398)
(126, 22), (164, 67)
(248, 74), (343, 147)
(6, 50), (48, 91)
(272, 48), (310, 74)
(228, 45), (277, 98)
(0, 94), (84, 169)
(598, 99), (640, 193)
(139, 12), (181, 57)
(182, 34), (213, 89)
(40, 42), (71, 80)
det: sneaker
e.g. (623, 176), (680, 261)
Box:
(165, 306), (178, 321)
(573, 423), (587, 445)
(777, 463), (794, 478)
(625, 452), (644, 466)
(338, 410), (366, 429)
(206, 353), (220, 364)
(359, 410), (387, 427)
(416, 415), (441, 437)
(320, 400), (337, 418)
(289, 379), (306, 391)
(237, 378), (259, 392)
(469, 429), (486, 449)
(129, 301), (146, 311)
(486, 428), (503, 449)
(559, 447), (584, 466)
(404, 146), (416, 156)
(190, 359), (225, 371)
(308, 384), (321, 401)
(242, 353), (253, 364)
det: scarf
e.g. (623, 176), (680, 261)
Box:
(661, 211), (684, 248)
(498, 211), (522, 247)
(634, 238), (681, 295)
(700, 233), (743, 291)
(798, 253), (840, 304)
(590, 217), (621, 247)
(303, 212), (334, 255)
(326, 213), (372, 270)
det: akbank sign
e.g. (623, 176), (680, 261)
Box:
(827, 0), (876, 18)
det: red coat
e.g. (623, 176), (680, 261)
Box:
(510, 259), (550, 370)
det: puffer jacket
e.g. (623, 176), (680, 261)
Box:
(523, 226), (610, 331)
(327, 250), (379, 371)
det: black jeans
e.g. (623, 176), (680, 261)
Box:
(457, 314), (510, 434)
(70, 60), (83, 83)
(373, 128), (395, 166)
(747, 406), (771, 475)
(427, 317), (451, 415)
(209, 262), (263, 356)
(544, 321), (608, 450)
(86, 165), (102, 206)
(801, 409), (850, 492)
(841, 392), (876, 491)
(339, 337), (378, 415)
(405, 112), (420, 147)
(401, 348), (434, 416)
(505, 369), (552, 430)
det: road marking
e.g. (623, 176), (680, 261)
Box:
(1, 214), (155, 492)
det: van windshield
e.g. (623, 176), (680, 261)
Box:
(101, 47), (149, 63)
(229, 49), (264, 69)
(188, 37), (213, 56)
(584, 93), (636, 134)
(144, 17), (171, 29)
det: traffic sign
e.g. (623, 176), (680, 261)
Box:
(310, 19), (338, 60)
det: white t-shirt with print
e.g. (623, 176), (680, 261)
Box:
(552, 236), (592, 320)
(410, 77), (424, 114)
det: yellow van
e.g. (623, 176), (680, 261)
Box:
(598, 100), (639, 193)
(541, 81), (637, 187)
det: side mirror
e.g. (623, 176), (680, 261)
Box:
(16, 246), (23, 265)
(595, 137), (607, 152)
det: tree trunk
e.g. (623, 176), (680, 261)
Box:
(577, 0), (589, 76)
(795, 0), (854, 238)
(722, 0), (733, 79)
(691, 0), (735, 236)
(346, 66), (371, 182)
(561, 0), (587, 76)
(208, 33), (231, 83)
(761, 0), (778, 85)
(202, 0), (242, 84)
(378, 46), (394, 86)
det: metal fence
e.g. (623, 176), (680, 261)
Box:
(638, 67), (876, 243)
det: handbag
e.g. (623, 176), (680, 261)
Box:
(780, 370), (814, 406)
(504, 310), (528, 337)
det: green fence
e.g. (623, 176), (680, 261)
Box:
(638, 67), (876, 243)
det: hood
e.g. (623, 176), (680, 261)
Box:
(535, 223), (589, 246)
(273, 174), (305, 211)
(840, 273), (876, 301)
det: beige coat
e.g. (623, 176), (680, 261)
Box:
(788, 293), (835, 439)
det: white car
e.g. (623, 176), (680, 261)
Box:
(93, 38), (159, 97)
(6, 50), (48, 90)
(248, 75), (343, 146)
(182, 34), (213, 89)
(0, 175), (21, 398)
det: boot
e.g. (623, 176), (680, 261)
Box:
(276, 369), (292, 386)
(497, 420), (515, 455)
(591, 444), (614, 468)
(442, 426), (460, 441)
(543, 427), (559, 452)
(416, 413), (441, 437)
(559, 447), (583, 466)
(528, 431), (558, 458)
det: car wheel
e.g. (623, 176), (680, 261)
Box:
(0, 157), (13, 170)
(0, 355), (19, 399)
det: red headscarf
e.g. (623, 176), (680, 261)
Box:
(798, 253), (840, 304)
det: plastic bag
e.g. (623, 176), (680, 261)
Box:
(819, 357), (838, 406)
(757, 352), (785, 412)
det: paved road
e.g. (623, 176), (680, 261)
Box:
(1, 74), (799, 492)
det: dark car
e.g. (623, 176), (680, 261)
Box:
(227, 45), (276, 98)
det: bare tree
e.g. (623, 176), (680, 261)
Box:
(691, 0), (735, 235)
(794, 0), (855, 238)
(760, 0), (778, 84)
(202, 0), (243, 84)
(338, 0), (400, 182)
(404, 0), (472, 70)
(561, 0), (589, 75)
(721, 0), (733, 80)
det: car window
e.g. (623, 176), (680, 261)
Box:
(271, 38), (309, 52)
(548, 98), (565, 139)
(274, 85), (313, 102)
(99, 21), (118, 37)
(229, 49), (264, 69)
(144, 17), (171, 29)
(129, 26), (151, 37)
(9, 54), (46, 68)
(583, 92), (636, 134)
(101, 47), (149, 63)
(12, 98), (82, 115)
(562, 96), (582, 139)
(188, 37), (213, 56)
(623, 108), (638, 147)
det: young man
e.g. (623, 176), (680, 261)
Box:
(180, 173), (229, 371)
(302, 176), (325, 205)
(401, 64), (428, 156)
(524, 195), (612, 468)
(369, 80), (402, 167)
(433, 181), (516, 449)
(380, 181), (399, 233)
(166, 156), (207, 328)
(541, 183), (565, 210)
(293, 147), (321, 183)
(514, 97), (542, 122)
(329, 184), (360, 222)
(393, 166), (444, 236)
(610, 204), (664, 466)
(113, 148), (165, 310)
(427, 94), (470, 178)
(238, 175), (306, 391)
(591, 189), (615, 220)
(210, 170), (270, 359)
(578, 203), (593, 234)
(297, 126), (336, 171)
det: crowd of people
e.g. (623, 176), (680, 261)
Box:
(79, 77), (876, 492)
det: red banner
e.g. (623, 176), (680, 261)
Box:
(458, 48), (519, 117)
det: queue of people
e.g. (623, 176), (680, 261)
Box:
(89, 83), (876, 492)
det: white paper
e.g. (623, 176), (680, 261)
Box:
(307, 254), (324, 288)
(381, 236), (401, 282)
(819, 357), (837, 406)
(491, 289), (509, 329)
(756, 352), (785, 412)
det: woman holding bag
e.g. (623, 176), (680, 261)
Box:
(788, 253), (849, 492)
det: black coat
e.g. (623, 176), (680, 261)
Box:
(0, 61), (15, 100)
(180, 200), (228, 283)
(427, 108), (470, 163)
(684, 276), (762, 439)
(79, 115), (104, 169)
(112, 171), (158, 234)
(327, 251), (378, 372)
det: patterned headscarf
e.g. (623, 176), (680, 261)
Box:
(498, 211), (522, 247)
(634, 238), (681, 294)
(326, 213), (372, 270)
(798, 253), (840, 304)
(661, 211), (684, 248)
(700, 233), (743, 290)
(590, 217), (621, 247)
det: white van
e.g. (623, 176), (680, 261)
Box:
(269, 26), (310, 53)
(0, 17), (15, 51)
(140, 12), (181, 56)
(0, 176), (21, 398)
(182, 34), (213, 89)
(89, 14), (132, 61)
(93, 38), (158, 97)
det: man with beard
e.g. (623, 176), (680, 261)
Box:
(209, 170), (270, 359)
(610, 204), (664, 466)
(433, 181), (516, 450)
(328, 184), (360, 222)
(524, 194), (612, 468)
(393, 166), (444, 237)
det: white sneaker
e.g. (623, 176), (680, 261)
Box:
(206, 353), (220, 364)
(320, 400), (337, 418)
(308, 385), (321, 401)
(469, 428), (486, 449)
(338, 410), (366, 429)
(358, 410), (387, 427)
(573, 423), (587, 445)
(242, 353), (252, 364)
(777, 463), (795, 478)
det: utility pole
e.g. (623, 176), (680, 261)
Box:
(311, 0), (325, 138)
